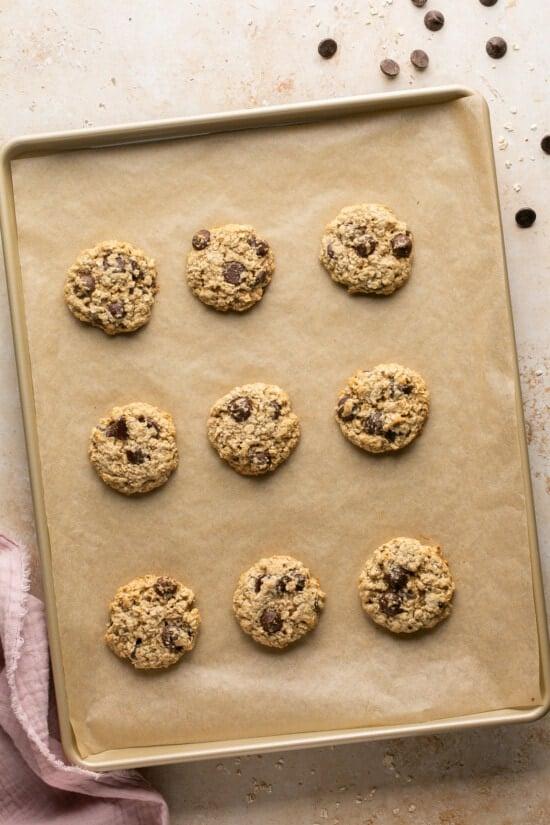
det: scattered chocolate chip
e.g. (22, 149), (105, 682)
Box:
(228, 396), (252, 422)
(106, 417), (128, 440)
(326, 243), (336, 259)
(541, 135), (550, 155)
(192, 229), (210, 250)
(515, 208), (536, 228)
(249, 449), (271, 468)
(161, 618), (187, 650)
(391, 233), (413, 258)
(255, 241), (269, 257)
(410, 49), (429, 69)
(479, 0), (498, 5)
(223, 261), (245, 285)
(260, 607), (283, 634)
(154, 577), (178, 599)
(486, 36), (507, 58)
(270, 400), (282, 419)
(411, 0), (427, 5)
(385, 566), (410, 591)
(354, 237), (377, 258)
(77, 273), (95, 295)
(379, 592), (403, 617)
(424, 10), (445, 30)
(364, 412), (385, 437)
(254, 575), (265, 593)
(380, 58), (400, 78)
(318, 38), (337, 59)
(107, 301), (125, 319)
(126, 448), (146, 464)
(337, 396), (358, 421)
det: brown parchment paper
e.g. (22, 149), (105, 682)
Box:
(11, 95), (541, 758)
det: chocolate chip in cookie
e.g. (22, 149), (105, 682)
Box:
(228, 396), (253, 422)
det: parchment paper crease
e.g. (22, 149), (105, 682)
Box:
(11, 94), (541, 758)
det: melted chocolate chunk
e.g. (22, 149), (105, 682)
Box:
(363, 412), (385, 437)
(248, 449), (271, 468)
(130, 637), (142, 658)
(255, 241), (269, 257)
(126, 448), (146, 464)
(260, 607), (283, 634)
(327, 243), (336, 259)
(385, 565), (410, 591)
(254, 575), (265, 593)
(228, 396), (252, 422)
(106, 417), (128, 440)
(161, 618), (187, 650)
(107, 301), (125, 319)
(354, 237), (377, 258)
(76, 273), (95, 295)
(391, 234), (413, 258)
(270, 400), (282, 419)
(337, 395), (358, 421)
(146, 418), (161, 436)
(154, 577), (178, 599)
(192, 229), (211, 250)
(223, 261), (245, 285)
(379, 592), (403, 617)
(276, 571), (306, 595)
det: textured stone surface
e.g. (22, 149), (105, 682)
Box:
(1, 1), (549, 822)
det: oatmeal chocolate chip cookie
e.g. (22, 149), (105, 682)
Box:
(335, 363), (429, 453)
(358, 537), (455, 633)
(207, 383), (300, 476)
(64, 240), (158, 335)
(320, 203), (413, 295)
(89, 402), (178, 495)
(233, 555), (325, 648)
(105, 574), (200, 669)
(186, 223), (275, 312)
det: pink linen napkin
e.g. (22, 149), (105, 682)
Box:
(0, 534), (169, 825)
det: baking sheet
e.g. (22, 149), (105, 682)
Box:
(11, 94), (541, 759)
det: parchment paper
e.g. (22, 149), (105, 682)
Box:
(11, 94), (541, 759)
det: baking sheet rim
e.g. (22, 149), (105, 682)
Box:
(1, 85), (548, 771)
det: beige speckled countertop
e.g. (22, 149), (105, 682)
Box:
(1, 1), (549, 822)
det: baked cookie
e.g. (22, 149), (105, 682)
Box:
(358, 537), (455, 633)
(64, 240), (158, 334)
(207, 383), (300, 476)
(89, 402), (178, 495)
(335, 364), (430, 453)
(105, 574), (200, 669)
(320, 203), (413, 295)
(233, 555), (325, 648)
(186, 223), (275, 312)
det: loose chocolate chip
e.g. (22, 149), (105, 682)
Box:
(410, 49), (429, 69)
(255, 575), (265, 593)
(386, 566), (410, 591)
(479, 0), (498, 6)
(326, 243), (336, 259)
(255, 241), (269, 257)
(541, 135), (550, 155)
(107, 301), (125, 319)
(515, 208), (536, 228)
(77, 273), (96, 294)
(391, 233), (413, 258)
(249, 449), (271, 468)
(154, 577), (178, 599)
(318, 38), (337, 59)
(380, 58), (400, 78)
(260, 607), (283, 634)
(424, 10), (445, 30)
(106, 417), (128, 440)
(411, 0), (427, 5)
(228, 396), (252, 422)
(337, 396), (357, 421)
(379, 592), (403, 617)
(270, 400), (282, 419)
(354, 237), (377, 258)
(192, 229), (210, 250)
(486, 36), (507, 58)
(126, 448), (146, 464)
(364, 412), (385, 437)
(161, 618), (186, 650)
(223, 261), (245, 285)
